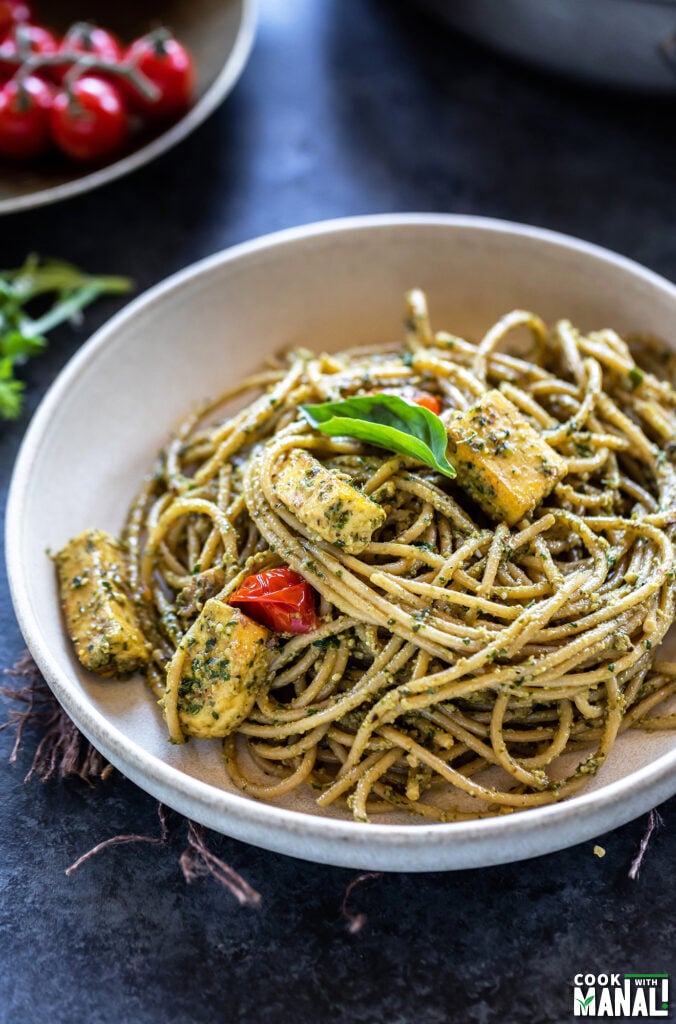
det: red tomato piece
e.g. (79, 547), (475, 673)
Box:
(54, 23), (122, 84)
(371, 387), (442, 416)
(0, 23), (58, 79)
(50, 76), (128, 162)
(0, 1), (31, 39)
(229, 567), (320, 635)
(126, 34), (194, 119)
(409, 391), (442, 415)
(0, 73), (52, 157)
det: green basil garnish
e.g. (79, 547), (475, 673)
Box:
(300, 394), (456, 479)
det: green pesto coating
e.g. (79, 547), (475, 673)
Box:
(55, 529), (149, 678)
(177, 599), (272, 739)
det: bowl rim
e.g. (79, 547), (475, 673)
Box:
(7, 213), (676, 869)
(0, 0), (257, 217)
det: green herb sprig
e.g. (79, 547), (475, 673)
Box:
(300, 394), (457, 479)
(0, 255), (132, 420)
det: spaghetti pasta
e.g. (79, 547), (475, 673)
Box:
(87, 292), (676, 821)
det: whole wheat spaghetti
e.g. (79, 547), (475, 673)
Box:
(63, 291), (676, 823)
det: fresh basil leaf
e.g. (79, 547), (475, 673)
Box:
(300, 394), (456, 479)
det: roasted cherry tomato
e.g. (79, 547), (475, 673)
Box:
(0, 1), (31, 39)
(408, 391), (442, 415)
(0, 73), (52, 157)
(0, 23), (58, 79)
(54, 22), (122, 84)
(371, 387), (442, 416)
(126, 33), (194, 119)
(50, 76), (127, 162)
(229, 567), (320, 635)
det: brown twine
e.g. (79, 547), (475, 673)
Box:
(2, 652), (260, 906)
(65, 803), (173, 877)
(179, 821), (261, 906)
(1, 652), (111, 784)
(3, 651), (662, 920)
(340, 872), (383, 934)
(627, 809), (663, 880)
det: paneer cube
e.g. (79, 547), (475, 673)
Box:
(175, 600), (271, 739)
(273, 448), (386, 554)
(55, 529), (149, 677)
(446, 389), (566, 525)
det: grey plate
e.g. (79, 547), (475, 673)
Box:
(416, 0), (676, 92)
(0, 0), (256, 215)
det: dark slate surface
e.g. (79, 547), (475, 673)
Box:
(1, 2), (675, 1022)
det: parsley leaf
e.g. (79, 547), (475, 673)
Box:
(0, 256), (132, 421)
(0, 357), (25, 420)
(628, 366), (644, 390)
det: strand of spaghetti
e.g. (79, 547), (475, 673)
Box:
(545, 358), (602, 443)
(622, 680), (676, 729)
(291, 643), (350, 709)
(351, 749), (405, 822)
(251, 723), (330, 760)
(474, 523), (509, 617)
(224, 736), (317, 799)
(192, 359), (305, 485)
(339, 570), (589, 771)
(375, 725), (580, 809)
(498, 381), (557, 428)
(490, 692), (549, 789)
(268, 616), (356, 673)
(473, 310), (548, 386)
(237, 638), (412, 740)
(163, 640), (187, 744)
(343, 602), (650, 764)
(556, 320), (587, 385)
(141, 497), (239, 590)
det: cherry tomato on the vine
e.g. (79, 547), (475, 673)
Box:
(54, 22), (122, 84)
(0, 19), (195, 167)
(0, 23), (58, 79)
(229, 568), (320, 635)
(50, 76), (128, 162)
(0, 72), (52, 156)
(0, 1), (31, 39)
(126, 34), (194, 119)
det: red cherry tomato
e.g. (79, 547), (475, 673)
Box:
(50, 76), (128, 162)
(0, 73), (52, 157)
(126, 34), (194, 119)
(371, 387), (442, 416)
(0, 23), (58, 79)
(229, 568), (320, 635)
(0, 1), (31, 39)
(54, 23), (122, 84)
(409, 391), (442, 415)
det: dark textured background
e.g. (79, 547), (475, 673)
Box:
(1, 2), (675, 1022)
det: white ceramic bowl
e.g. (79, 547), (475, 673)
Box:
(7, 215), (676, 870)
